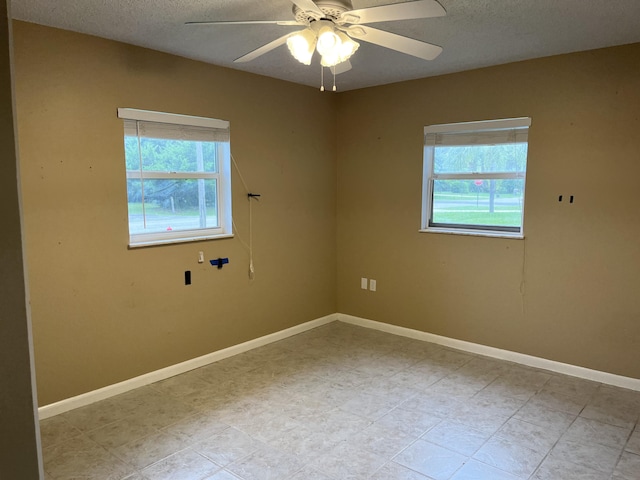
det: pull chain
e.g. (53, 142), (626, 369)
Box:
(320, 65), (325, 92)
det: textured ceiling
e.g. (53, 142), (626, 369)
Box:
(10, 0), (640, 91)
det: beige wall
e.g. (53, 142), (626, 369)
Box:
(0, 4), (42, 478)
(336, 43), (640, 379)
(13, 21), (337, 406)
(13, 18), (640, 407)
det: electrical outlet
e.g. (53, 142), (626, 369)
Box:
(198, 251), (204, 263)
(369, 279), (377, 292)
(361, 277), (368, 290)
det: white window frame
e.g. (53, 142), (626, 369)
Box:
(421, 117), (531, 238)
(118, 108), (232, 247)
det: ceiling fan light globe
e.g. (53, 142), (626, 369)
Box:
(321, 51), (341, 67)
(317, 26), (341, 56)
(286, 29), (316, 65)
(336, 32), (359, 62)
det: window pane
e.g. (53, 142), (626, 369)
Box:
(124, 136), (219, 173)
(432, 179), (524, 228)
(124, 136), (141, 171)
(433, 143), (528, 174)
(127, 178), (219, 234)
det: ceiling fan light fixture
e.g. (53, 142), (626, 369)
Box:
(286, 29), (317, 65)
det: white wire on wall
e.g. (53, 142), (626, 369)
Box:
(231, 153), (256, 280)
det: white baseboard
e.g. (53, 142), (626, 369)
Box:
(38, 313), (338, 419)
(40, 311), (640, 420)
(338, 313), (640, 392)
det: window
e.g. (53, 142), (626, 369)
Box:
(421, 117), (531, 237)
(118, 108), (232, 247)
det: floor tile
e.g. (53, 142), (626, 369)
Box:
(532, 454), (610, 480)
(230, 410), (300, 443)
(201, 470), (242, 480)
(473, 436), (545, 477)
(401, 390), (465, 417)
(626, 426), (640, 454)
(87, 415), (161, 450)
(580, 403), (638, 429)
(309, 442), (388, 479)
(394, 439), (466, 480)
(226, 444), (305, 480)
(178, 384), (239, 409)
(39, 415), (83, 449)
(462, 391), (525, 417)
(613, 451), (640, 480)
(265, 421), (340, 460)
(494, 417), (562, 455)
(429, 375), (489, 399)
(513, 402), (576, 433)
(61, 400), (130, 433)
(339, 390), (401, 421)
(111, 431), (187, 470)
(289, 466), (335, 480)
(542, 374), (600, 400)
(161, 412), (230, 445)
(448, 402), (510, 435)
(140, 448), (220, 480)
(370, 461), (433, 479)
(43, 435), (136, 480)
(309, 408), (372, 442)
(550, 438), (621, 474)
(496, 367), (551, 390)
(450, 459), (525, 480)
(561, 416), (631, 449)
(122, 474), (146, 480)
(527, 389), (587, 415)
(358, 378), (422, 404)
(127, 396), (198, 430)
(375, 407), (442, 437)
(151, 372), (215, 398)
(193, 427), (263, 468)
(425, 348), (474, 369)
(594, 385), (640, 410)
(350, 422), (418, 458)
(398, 364), (450, 388)
(480, 378), (539, 402)
(421, 420), (490, 456)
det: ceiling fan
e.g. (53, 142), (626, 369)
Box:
(187, 0), (446, 89)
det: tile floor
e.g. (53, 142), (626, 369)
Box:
(40, 321), (640, 479)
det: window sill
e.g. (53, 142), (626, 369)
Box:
(419, 228), (524, 240)
(128, 233), (234, 248)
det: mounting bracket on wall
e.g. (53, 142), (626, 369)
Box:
(210, 258), (229, 269)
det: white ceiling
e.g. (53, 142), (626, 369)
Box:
(10, 0), (640, 91)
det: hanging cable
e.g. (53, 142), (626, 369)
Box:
(231, 153), (257, 280)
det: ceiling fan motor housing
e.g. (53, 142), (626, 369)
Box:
(293, 0), (353, 25)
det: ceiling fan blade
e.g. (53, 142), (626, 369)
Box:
(346, 25), (442, 60)
(291, 0), (324, 18)
(330, 60), (352, 75)
(339, 0), (446, 25)
(186, 20), (302, 26)
(234, 33), (292, 63)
